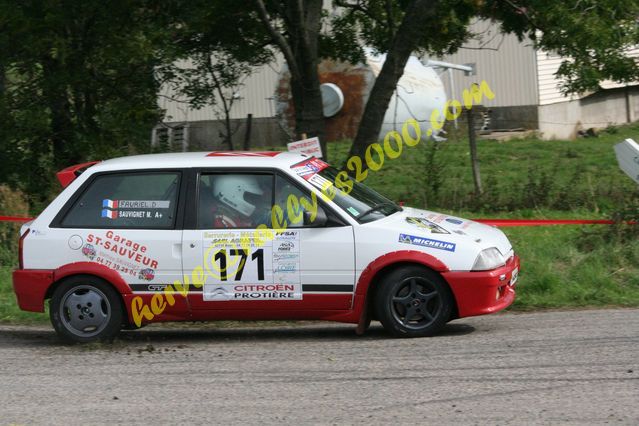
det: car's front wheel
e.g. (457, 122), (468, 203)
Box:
(375, 265), (453, 338)
(49, 276), (123, 343)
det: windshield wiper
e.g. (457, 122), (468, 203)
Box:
(357, 202), (402, 220)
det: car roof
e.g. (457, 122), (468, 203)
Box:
(90, 151), (312, 173)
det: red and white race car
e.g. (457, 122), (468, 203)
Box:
(13, 151), (519, 342)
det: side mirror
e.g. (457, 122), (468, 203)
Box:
(304, 206), (327, 227)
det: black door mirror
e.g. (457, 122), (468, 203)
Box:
(304, 206), (327, 227)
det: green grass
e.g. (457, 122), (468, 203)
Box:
(1, 124), (639, 323)
(326, 124), (639, 213)
(0, 266), (47, 323)
(503, 223), (639, 310)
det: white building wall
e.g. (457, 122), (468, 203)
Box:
(436, 19), (538, 107)
(159, 55), (284, 122)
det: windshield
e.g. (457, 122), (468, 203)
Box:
(317, 166), (401, 223)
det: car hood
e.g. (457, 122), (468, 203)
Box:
(374, 207), (514, 258)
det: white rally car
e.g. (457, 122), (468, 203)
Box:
(13, 151), (519, 342)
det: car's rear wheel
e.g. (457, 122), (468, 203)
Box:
(375, 265), (452, 338)
(49, 276), (123, 343)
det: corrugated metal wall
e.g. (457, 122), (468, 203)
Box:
(436, 19), (538, 107)
(535, 49), (580, 105)
(536, 47), (639, 106)
(159, 56), (284, 122)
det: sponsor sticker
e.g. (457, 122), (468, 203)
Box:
(138, 268), (156, 281)
(84, 231), (159, 278)
(405, 217), (450, 234)
(291, 158), (329, 180)
(398, 233), (456, 252)
(308, 174), (333, 191)
(81, 243), (96, 260)
(202, 230), (302, 300)
(445, 218), (464, 225)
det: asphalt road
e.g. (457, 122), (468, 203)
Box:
(0, 309), (638, 425)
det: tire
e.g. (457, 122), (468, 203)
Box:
(375, 265), (453, 338)
(49, 276), (123, 343)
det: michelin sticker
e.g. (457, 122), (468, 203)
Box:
(398, 233), (456, 252)
(202, 230), (301, 301)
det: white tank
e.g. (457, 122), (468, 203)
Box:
(275, 51), (448, 142)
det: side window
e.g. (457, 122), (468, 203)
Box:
(274, 175), (316, 228)
(61, 172), (180, 228)
(198, 173), (273, 229)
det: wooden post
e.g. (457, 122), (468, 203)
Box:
(243, 113), (253, 150)
(467, 108), (483, 195)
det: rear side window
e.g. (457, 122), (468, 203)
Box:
(60, 172), (180, 229)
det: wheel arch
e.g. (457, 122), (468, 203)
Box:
(355, 251), (459, 331)
(45, 262), (132, 321)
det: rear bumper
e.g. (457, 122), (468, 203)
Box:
(442, 255), (520, 318)
(12, 270), (54, 312)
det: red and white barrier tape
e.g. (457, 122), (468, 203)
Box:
(0, 216), (33, 223)
(0, 216), (632, 227)
(473, 219), (619, 227)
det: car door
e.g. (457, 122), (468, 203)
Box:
(50, 170), (189, 318)
(182, 170), (355, 314)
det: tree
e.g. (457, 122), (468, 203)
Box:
(0, 0), (164, 204)
(155, 0), (274, 151)
(252, 0), (329, 157)
(484, 0), (639, 94)
(337, 0), (639, 162)
(334, 0), (474, 160)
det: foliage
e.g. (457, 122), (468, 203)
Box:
(0, 185), (29, 268)
(332, 0), (476, 56)
(155, 0), (274, 150)
(0, 0), (164, 205)
(484, 0), (639, 94)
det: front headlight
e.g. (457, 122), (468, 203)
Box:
(472, 247), (506, 271)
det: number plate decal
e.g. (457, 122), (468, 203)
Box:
(510, 267), (519, 286)
(201, 230), (302, 301)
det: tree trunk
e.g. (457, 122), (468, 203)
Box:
(243, 113), (253, 150)
(253, 0), (327, 158)
(41, 55), (78, 169)
(348, 0), (440, 163)
(286, 0), (326, 158)
(289, 73), (325, 155)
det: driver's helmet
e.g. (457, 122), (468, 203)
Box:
(213, 175), (265, 217)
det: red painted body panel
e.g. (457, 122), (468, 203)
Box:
(53, 262), (132, 295)
(188, 293), (352, 311)
(13, 254), (519, 328)
(12, 270), (54, 312)
(188, 295), (352, 321)
(56, 161), (100, 188)
(442, 255), (520, 317)
(349, 250), (450, 326)
(122, 293), (191, 324)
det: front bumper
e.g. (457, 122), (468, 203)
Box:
(442, 255), (520, 318)
(12, 269), (54, 312)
